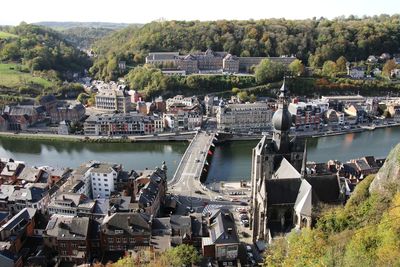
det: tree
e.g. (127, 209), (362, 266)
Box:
(336, 56), (348, 73)
(288, 59), (305, 76)
(165, 244), (202, 267)
(382, 59), (397, 78)
(237, 91), (249, 102)
(125, 66), (167, 98)
(231, 87), (240, 94)
(255, 59), (286, 84)
(322, 60), (338, 77)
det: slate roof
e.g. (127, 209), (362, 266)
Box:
(17, 167), (42, 182)
(1, 208), (36, 232)
(45, 215), (89, 239)
(305, 175), (341, 203)
(102, 212), (150, 235)
(266, 178), (302, 206)
(207, 209), (239, 245)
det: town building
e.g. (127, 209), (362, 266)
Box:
(163, 111), (202, 131)
(100, 212), (151, 252)
(84, 113), (163, 136)
(47, 193), (95, 216)
(146, 50), (296, 74)
(90, 162), (121, 198)
(202, 209), (239, 264)
(216, 102), (273, 132)
(95, 89), (131, 113)
(44, 215), (90, 265)
(166, 95), (199, 111)
(288, 101), (322, 130)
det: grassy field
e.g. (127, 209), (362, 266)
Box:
(0, 31), (18, 39)
(0, 63), (55, 89)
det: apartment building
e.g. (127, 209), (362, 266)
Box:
(95, 89), (131, 113)
(216, 102), (273, 132)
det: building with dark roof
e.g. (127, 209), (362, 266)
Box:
(43, 215), (90, 264)
(100, 212), (151, 252)
(202, 209), (239, 263)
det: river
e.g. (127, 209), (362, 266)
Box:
(0, 127), (399, 182)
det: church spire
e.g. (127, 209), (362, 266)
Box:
(301, 139), (307, 178)
(271, 78), (292, 152)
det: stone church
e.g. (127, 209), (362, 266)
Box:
(250, 81), (344, 243)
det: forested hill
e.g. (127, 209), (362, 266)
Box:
(90, 15), (400, 80)
(61, 27), (115, 49)
(33, 21), (133, 30)
(0, 23), (91, 73)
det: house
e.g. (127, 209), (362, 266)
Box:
(0, 161), (25, 185)
(366, 55), (378, 64)
(8, 184), (49, 213)
(38, 94), (57, 112)
(47, 193), (95, 217)
(0, 185), (15, 211)
(16, 167), (45, 184)
(43, 215), (90, 265)
(0, 208), (36, 254)
(347, 66), (365, 79)
(133, 166), (167, 217)
(100, 212), (151, 252)
(202, 209), (239, 264)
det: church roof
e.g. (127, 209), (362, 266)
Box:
(305, 175), (341, 204)
(294, 180), (312, 217)
(274, 158), (301, 179)
(266, 179), (302, 206)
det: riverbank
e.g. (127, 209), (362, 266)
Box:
(216, 121), (400, 141)
(0, 131), (196, 143)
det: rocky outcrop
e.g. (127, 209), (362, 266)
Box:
(369, 143), (400, 194)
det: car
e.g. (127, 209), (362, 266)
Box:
(249, 258), (256, 266)
(247, 252), (254, 259)
(186, 207), (195, 213)
(240, 216), (249, 221)
(246, 245), (252, 252)
(215, 196), (224, 201)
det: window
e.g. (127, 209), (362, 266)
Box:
(103, 174), (107, 177)
(116, 237), (121, 243)
(108, 238), (114, 243)
(105, 189), (109, 192)
(104, 178), (108, 182)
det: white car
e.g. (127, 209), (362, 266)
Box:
(246, 245), (252, 252)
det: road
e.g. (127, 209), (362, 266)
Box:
(168, 131), (219, 213)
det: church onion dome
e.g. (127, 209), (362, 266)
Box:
(272, 79), (292, 131)
(272, 108), (292, 131)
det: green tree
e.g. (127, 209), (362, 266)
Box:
(322, 60), (338, 77)
(165, 244), (202, 267)
(336, 56), (348, 73)
(125, 66), (167, 98)
(231, 87), (240, 94)
(255, 59), (286, 84)
(237, 91), (249, 102)
(288, 59), (305, 76)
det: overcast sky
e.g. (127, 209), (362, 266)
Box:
(1, 0), (399, 25)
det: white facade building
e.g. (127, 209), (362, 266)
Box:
(216, 102), (273, 132)
(90, 163), (121, 198)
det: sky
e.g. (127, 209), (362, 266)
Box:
(1, 0), (399, 25)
